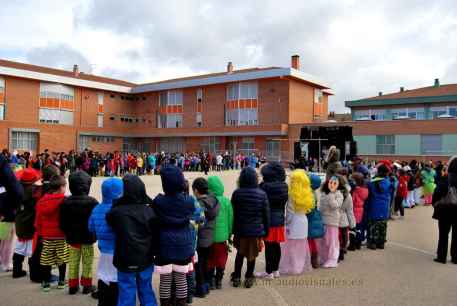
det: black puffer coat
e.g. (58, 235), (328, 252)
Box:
(432, 156), (457, 221)
(60, 170), (98, 244)
(260, 162), (288, 227)
(231, 167), (270, 237)
(15, 184), (37, 239)
(107, 174), (159, 273)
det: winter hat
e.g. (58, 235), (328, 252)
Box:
(309, 173), (322, 190)
(19, 168), (40, 184)
(376, 160), (392, 173)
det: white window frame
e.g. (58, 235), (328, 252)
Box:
(314, 89), (323, 103)
(421, 134), (443, 155)
(196, 88), (203, 101)
(376, 135), (395, 154)
(97, 114), (104, 128)
(0, 104), (4, 121)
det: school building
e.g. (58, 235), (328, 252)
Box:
(0, 55), (332, 162)
(345, 79), (457, 161)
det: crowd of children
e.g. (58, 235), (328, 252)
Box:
(1, 146), (454, 306)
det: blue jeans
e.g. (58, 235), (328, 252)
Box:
(117, 265), (157, 306)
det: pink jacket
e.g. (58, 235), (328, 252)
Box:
(352, 186), (369, 224)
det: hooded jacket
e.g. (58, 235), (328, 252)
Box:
(60, 170), (98, 245)
(231, 167), (270, 237)
(208, 176), (233, 243)
(432, 156), (457, 220)
(196, 193), (220, 248)
(352, 186), (369, 224)
(320, 191), (344, 226)
(35, 193), (66, 239)
(15, 184), (38, 239)
(259, 162), (288, 227)
(0, 154), (23, 222)
(152, 166), (195, 265)
(366, 176), (393, 221)
(88, 177), (123, 254)
(107, 175), (159, 273)
(339, 189), (356, 228)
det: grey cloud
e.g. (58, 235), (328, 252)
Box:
(26, 43), (92, 73)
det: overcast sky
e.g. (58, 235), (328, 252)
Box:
(1, 0), (457, 112)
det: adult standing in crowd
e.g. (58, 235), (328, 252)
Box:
(432, 156), (457, 264)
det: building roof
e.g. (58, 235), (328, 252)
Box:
(0, 59), (136, 87)
(0, 58), (331, 94)
(346, 83), (457, 107)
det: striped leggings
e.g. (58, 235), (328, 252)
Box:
(160, 271), (187, 299)
(68, 244), (94, 288)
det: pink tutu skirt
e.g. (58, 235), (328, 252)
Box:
(279, 239), (312, 275)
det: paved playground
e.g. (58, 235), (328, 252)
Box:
(0, 171), (456, 306)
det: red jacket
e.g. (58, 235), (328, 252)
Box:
(34, 193), (66, 239)
(352, 186), (369, 224)
(397, 175), (409, 198)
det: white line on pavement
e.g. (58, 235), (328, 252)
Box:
(388, 241), (435, 256)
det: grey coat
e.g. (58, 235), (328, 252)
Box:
(320, 191), (344, 227)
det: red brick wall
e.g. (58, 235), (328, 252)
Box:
(288, 80), (314, 124)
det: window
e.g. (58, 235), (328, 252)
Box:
(314, 89), (323, 103)
(196, 112), (202, 127)
(421, 135), (442, 154)
(227, 82), (258, 100)
(431, 106), (457, 118)
(0, 104), (4, 120)
(0, 77), (4, 120)
(97, 93), (104, 113)
(158, 114), (182, 128)
(11, 131), (37, 152)
(197, 88), (203, 101)
(39, 82), (74, 125)
(240, 137), (256, 155)
(159, 138), (186, 153)
(376, 135), (395, 154)
(266, 140), (280, 161)
(201, 136), (220, 153)
(391, 108), (425, 120)
(159, 92), (168, 107)
(97, 114), (103, 128)
(167, 90), (183, 105)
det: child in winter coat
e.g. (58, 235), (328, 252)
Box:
(337, 174), (356, 262)
(88, 177), (123, 306)
(13, 168), (40, 278)
(366, 164), (393, 250)
(395, 169), (409, 219)
(151, 166), (195, 306)
(231, 167), (270, 288)
(421, 164), (436, 205)
(107, 174), (159, 306)
(319, 176), (344, 268)
(34, 175), (69, 292)
(60, 170), (98, 295)
(348, 172), (369, 251)
(307, 173), (322, 269)
(207, 176), (233, 289)
(192, 177), (220, 297)
(279, 170), (314, 275)
(255, 162), (288, 279)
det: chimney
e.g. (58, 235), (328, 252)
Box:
(400, 87), (404, 92)
(434, 78), (440, 87)
(227, 62), (233, 74)
(378, 91), (383, 96)
(291, 55), (300, 70)
(73, 64), (79, 77)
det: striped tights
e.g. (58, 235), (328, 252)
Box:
(160, 271), (187, 299)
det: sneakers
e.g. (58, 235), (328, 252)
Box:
(230, 273), (241, 288)
(322, 262), (338, 269)
(244, 277), (255, 288)
(254, 272), (274, 280)
(69, 286), (79, 295)
(433, 258), (446, 264)
(272, 271), (280, 278)
(41, 282), (51, 293)
(12, 270), (27, 279)
(57, 281), (66, 289)
(82, 285), (97, 295)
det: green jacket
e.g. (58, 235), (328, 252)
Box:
(208, 176), (233, 243)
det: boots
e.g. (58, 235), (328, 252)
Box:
(230, 272), (241, 288)
(215, 268), (224, 289)
(12, 253), (27, 278)
(175, 298), (188, 306)
(311, 253), (319, 269)
(348, 231), (357, 251)
(160, 298), (171, 306)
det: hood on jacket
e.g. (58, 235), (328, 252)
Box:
(208, 176), (224, 197)
(160, 165), (185, 195)
(115, 174), (152, 206)
(69, 170), (92, 196)
(326, 146), (340, 163)
(198, 193), (220, 219)
(309, 173), (322, 190)
(448, 155), (457, 188)
(261, 162), (286, 183)
(102, 177), (123, 204)
(239, 167), (258, 188)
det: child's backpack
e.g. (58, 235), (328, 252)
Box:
(307, 208), (324, 239)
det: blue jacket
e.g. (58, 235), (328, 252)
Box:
(88, 177), (123, 254)
(366, 177), (392, 221)
(0, 155), (24, 222)
(152, 166), (195, 265)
